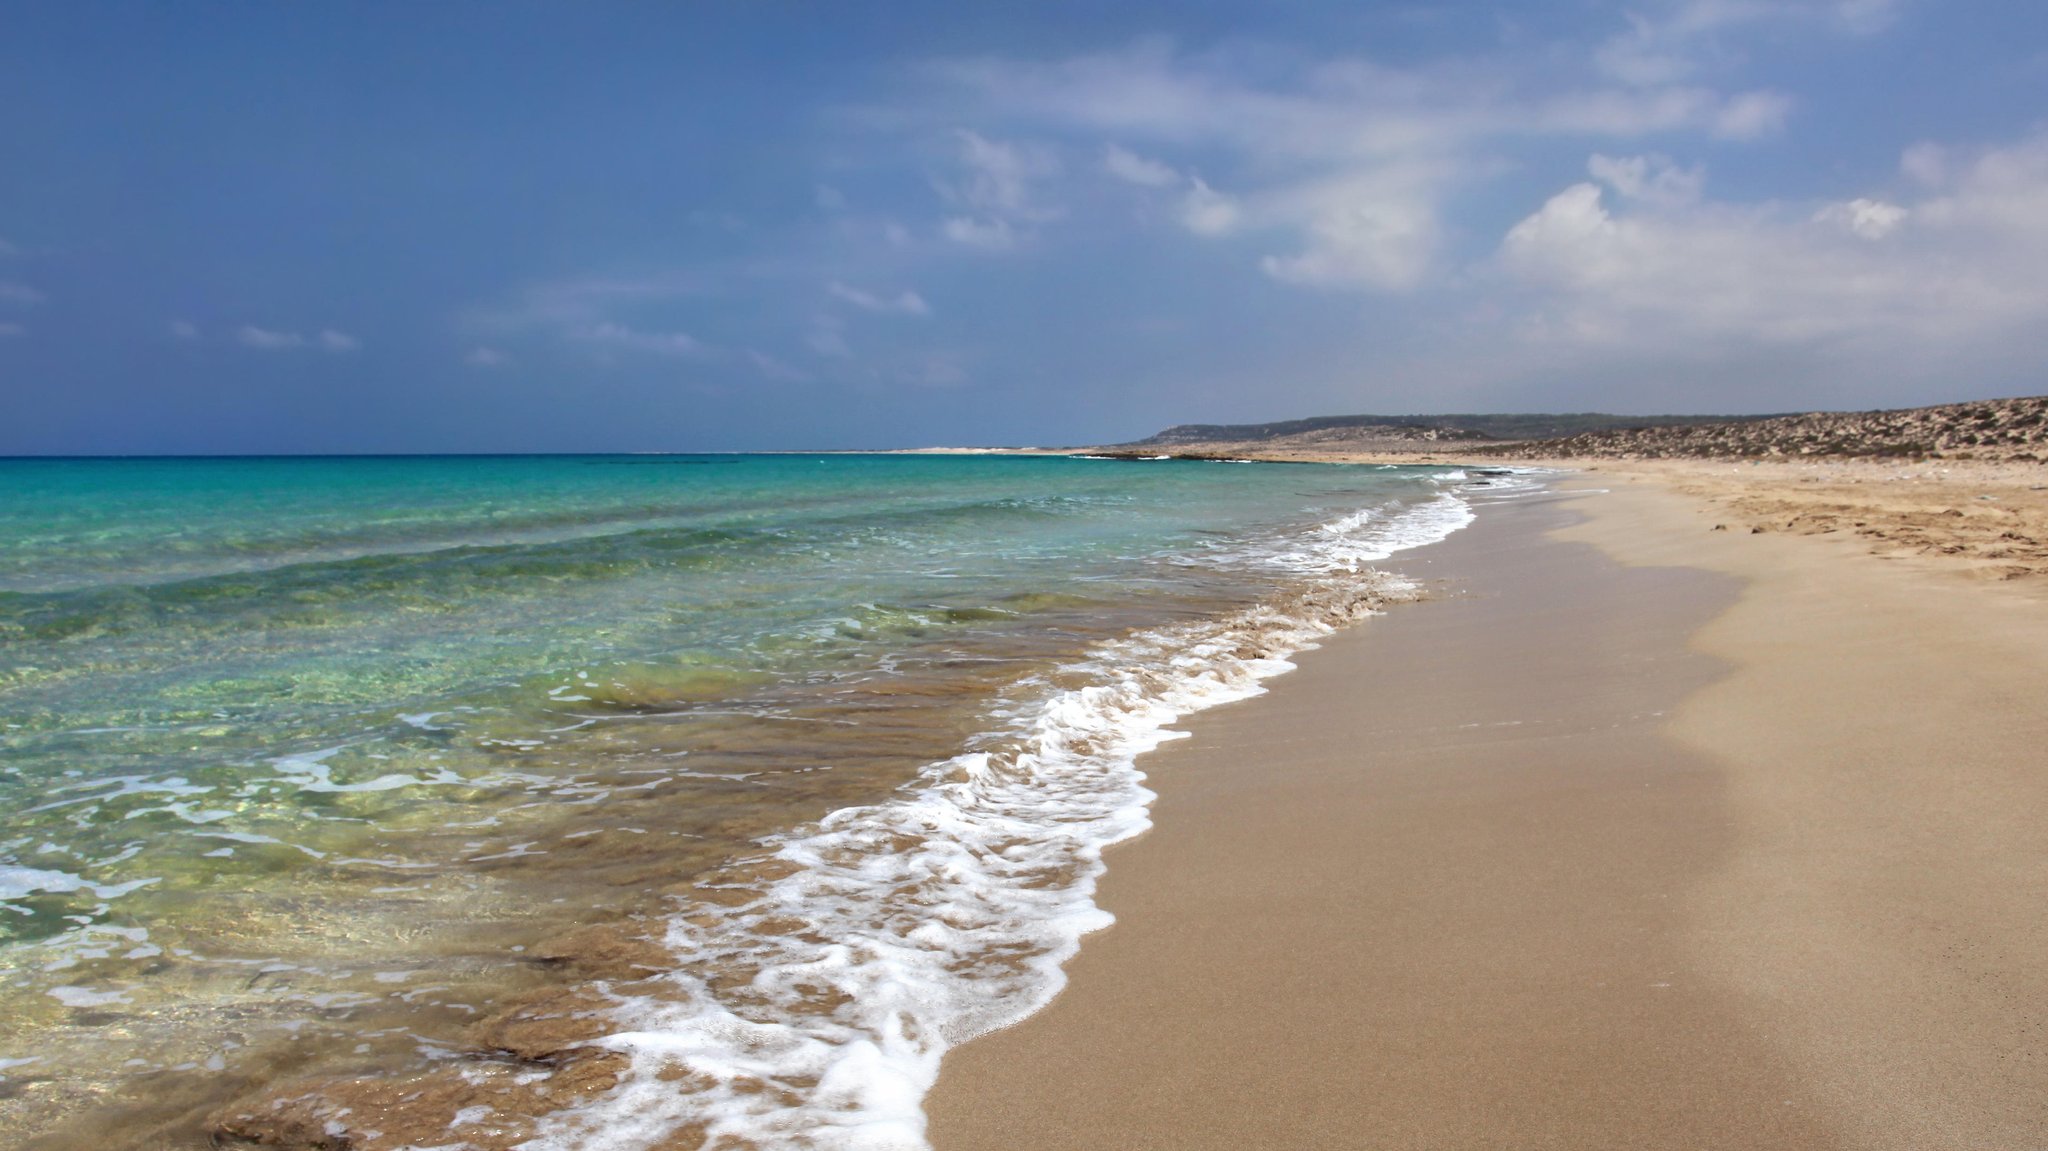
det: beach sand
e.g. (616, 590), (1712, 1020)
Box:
(925, 475), (2048, 1149)
(1561, 457), (2048, 588)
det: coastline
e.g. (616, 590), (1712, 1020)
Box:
(924, 470), (2048, 1148)
(0, 457), (1481, 1150)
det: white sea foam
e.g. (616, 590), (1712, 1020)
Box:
(518, 486), (1494, 1151)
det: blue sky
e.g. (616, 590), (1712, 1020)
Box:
(4, 1), (2047, 452)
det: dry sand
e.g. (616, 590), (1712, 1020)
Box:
(924, 473), (2048, 1149)
(1556, 457), (2048, 588)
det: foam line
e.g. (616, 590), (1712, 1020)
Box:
(519, 484), (1493, 1151)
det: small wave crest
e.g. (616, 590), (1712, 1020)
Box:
(519, 491), (1481, 1151)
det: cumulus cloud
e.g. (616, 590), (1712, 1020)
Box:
(465, 345), (510, 367)
(318, 329), (360, 352)
(829, 281), (931, 316)
(1103, 143), (1179, 187)
(1498, 133), (2048, 363)
(168, 320), (200, 341)
(1588, 153), (1704, 207)
(908, 14), (1856, 293)
(1259, 170), (1442, 290)
(1814, 197), (1907, 238)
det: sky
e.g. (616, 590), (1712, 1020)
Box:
(4, 1), (2048, 453)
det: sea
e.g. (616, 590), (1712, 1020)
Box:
(0, 453), (1526, 1149)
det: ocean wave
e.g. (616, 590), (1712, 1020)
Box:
(519, 491), (1480, 1151)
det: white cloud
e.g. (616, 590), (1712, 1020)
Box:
(1589, 153), (1705, 207)
(574, 321), (705, 357)
(829, 281), (931, 316)
(1712, 90), (1793, 139)
(467, 274), (726, 364)
(1178, 177), (1241, 236)
(938, 130), (1060, 249)
(1501, 185), (1616, 285)
(168, 320), (200, 341)
(1595, 1), (1896, 88)
(954, 129), (1060, 215)
(236, 325), (306, 350)
(815, 184), (849, 211)
(1900, 141), (1947, 187)
(236, 325), (360, 352)
(1103, 143), (1180, 187)
(1594, 12), (1704, 87)
(0, 322), (24, 339)
(1815, 197), (1907, 238)
(941, 215), (1017, 250)
(1259, 170), (1442, 290)
(0, 282), (45, 306)
(909, 22), (1852, 292)
(465, 345), (510, 367)
(1096, 140), (1242, 237)
(1530, 87), (1720, 136)
(1497, 131), (2048, 364)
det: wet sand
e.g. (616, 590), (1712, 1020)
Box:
(926, 478), (2048, 1148)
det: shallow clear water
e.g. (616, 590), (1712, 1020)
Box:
(0, 453), (1502, 1147)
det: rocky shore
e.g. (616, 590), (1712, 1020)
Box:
(1482, 395), (2048, 463)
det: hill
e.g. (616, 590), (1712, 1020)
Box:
(1480, 395), (2048, 462)
(1133, 411), (1769, 448)
(1094, 397), (2048, 463)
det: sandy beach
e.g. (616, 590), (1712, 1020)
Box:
(926, 470), (2048, 1149)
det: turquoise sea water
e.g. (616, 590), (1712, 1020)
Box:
(0, 453), (1502, 1148)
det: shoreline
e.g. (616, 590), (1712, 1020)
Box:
(924, 470), (2048, 1148)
